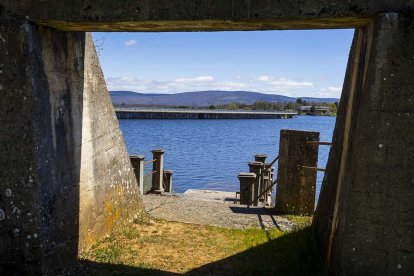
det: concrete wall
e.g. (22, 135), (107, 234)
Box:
(315, 13), (414, 275)
(79, 34), (143, 250)
(0, 19), (43, 275)
(0, 22), (143, 274)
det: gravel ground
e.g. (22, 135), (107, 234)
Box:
(142, 189), (296, 231)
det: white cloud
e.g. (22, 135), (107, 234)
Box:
(327, 86), (342, 92)
(175, 76), (214, 83)
(258, 75), (273, 82)
(106, 74), (340, 98)
(124, 39), (137, 46)
(269, 78), (314, 89)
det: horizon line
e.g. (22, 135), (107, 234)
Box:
(109, 90), (340, 99)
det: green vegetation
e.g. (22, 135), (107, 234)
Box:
(78, 216), (325, 275)
(207, 99), (338, 116)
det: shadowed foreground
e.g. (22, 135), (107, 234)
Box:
(65, 217), (324, 275)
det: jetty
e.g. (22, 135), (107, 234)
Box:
(115, 107), (297, 119)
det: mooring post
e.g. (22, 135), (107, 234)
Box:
(150, 149), (165, 194)
(275, 129), (319, 215)
(130, 155), (145, 195)
(248, 161), (263, 206)
(163, 170), (174, 193)
(264, 163), (274, 206)
(238, 173), (256, 205)
(255, 154), (267, 196)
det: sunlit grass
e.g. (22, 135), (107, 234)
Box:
(80, 215), (325, 275)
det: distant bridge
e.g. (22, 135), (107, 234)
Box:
(114, 107), (297, 119)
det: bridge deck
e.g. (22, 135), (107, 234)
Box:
(115, 107), (297, 119)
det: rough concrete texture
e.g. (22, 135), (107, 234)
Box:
(2, 1), (414, 275)
(2, 1), (413, 31)
(0, 19), (43, 275)
(143, 190), (296, 231)
(315, 13), (414, 275)
(0, 23), (143, 274)
(275, 130), (319, 215)
(78, 34), (143, 251)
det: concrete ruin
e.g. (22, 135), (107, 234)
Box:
(1, 1), (413, 274)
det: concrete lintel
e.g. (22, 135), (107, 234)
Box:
(34, 17), (370, 31)
(3, 1), (413, 31)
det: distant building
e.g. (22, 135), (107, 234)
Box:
(298, 105), (330, 115)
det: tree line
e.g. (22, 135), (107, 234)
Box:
(206, 99), (338, 115)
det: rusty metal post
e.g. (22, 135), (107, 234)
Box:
(264, 163), (274, 206)
(130, 155), (145, 195)
(150, 149), (165, 194)
(254, 154), (267, 163)
(163, 170), (174, 193)
(255, 154), (267, 197)
(275, 129), (319, 215)
(238, 173), (256, 205)
(248, 161), (263, 206)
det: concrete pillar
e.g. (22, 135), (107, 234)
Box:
(248, 161), (263, 206)
(238, 173), (256, 205)
(275, 129), (319, 215)
(315, 13), (414, 275)
(0, 24), (144, 274)
(150, 149), (165, 194)
(163, 170), (174, 193)
(130, 155), (145, 195)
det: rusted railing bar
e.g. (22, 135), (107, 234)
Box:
(144, 159), (157, 165)
(301, 166), (326, 172)
(144, 170), (157, 177)
(306, 141), (332, 146)
(248, 178), (278, 206)
(242, 155), (279, 194)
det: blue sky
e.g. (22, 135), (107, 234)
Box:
(93, 29), (354, 98)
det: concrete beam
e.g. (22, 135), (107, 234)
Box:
(2, 1), (414, 31)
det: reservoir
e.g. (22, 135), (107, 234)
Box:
(120, 115), (335, 200)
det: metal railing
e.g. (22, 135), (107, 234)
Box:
(130, 149), (173, 195)
(237, 155), (278, 207)
(241, 155), (279, 196)
(238, 140), (332, 208)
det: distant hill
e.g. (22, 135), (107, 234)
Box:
(110, 90), (339, 106)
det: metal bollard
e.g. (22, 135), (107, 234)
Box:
(255, 154), (267, 197)
(248, 161), (263, 206)
(150, 149), (165, 194)
(130, 155), (145, 195)
(264, 163), (274, 206)
(238, 173), (256, 205)
(254, 154), (267, 164)
(163, 170), (174, 193)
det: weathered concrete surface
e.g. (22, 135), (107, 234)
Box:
(315, 13), (414, 275)
(2, 1), (412, 31)
(275, 130), (319, 215)
(0, 19), (43, 275)
(0, 24), (143, 274)
(143, 190), (296, 231)
(78, 34), (143, 252)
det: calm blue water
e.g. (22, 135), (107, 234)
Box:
(119, 116), (335, 200)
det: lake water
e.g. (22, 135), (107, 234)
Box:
(119, 116), (336, 200)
